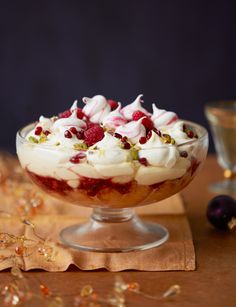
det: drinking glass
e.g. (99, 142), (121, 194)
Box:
(205, 101), (236, 194)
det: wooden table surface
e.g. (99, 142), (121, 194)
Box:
(1, 155), (236, 307)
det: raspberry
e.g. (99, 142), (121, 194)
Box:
(108, 99), (118, 110)
(132, 110), (146, 121)
(84, 125), (104, 146)
(141, 117), (154, 130)
(58, 110), (72, 118)
(86, 121), (98, 129)
(76, 108), (84, 119)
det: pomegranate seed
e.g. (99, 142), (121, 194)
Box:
(139, 137), (147, 144)
(123, 142), (131, 149)
(44, 130), (51, 136)
(187, 131), (194, 138)
(141, 117), (154, 130)
(153, 128), (161, 136)
(121, 136), (128, 143)
(114, 133), (122, 139)
(180, 151), (188, 158)
(35, 126), (43, 135)
(139, 157), (148, 166)
(147, 130), (152, 139)
(76, 131), (84, 140)
(64, 130), (72, 138)
(70, 152), (86, 164)
(70, 127), (78, 134)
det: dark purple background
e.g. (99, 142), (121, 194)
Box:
(1, 0), (236, 152)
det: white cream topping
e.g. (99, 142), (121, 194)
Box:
(115, 118), (146, 143)
(137, 131), (179, 168)
(102, 103), (127, 129)
(82, 95), (111, 123)
(87, 132), (130, 165)
(18, 94), (200, 187)
(121, 94), (149, 120)
(151, 104), (178, 128)
(135, 157), (191, 185)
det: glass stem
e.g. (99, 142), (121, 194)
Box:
(91, 208), (135, 223)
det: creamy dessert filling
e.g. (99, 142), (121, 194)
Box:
(17, 94), (202, 200)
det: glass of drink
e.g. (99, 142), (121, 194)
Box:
(205, 101), (236, 194)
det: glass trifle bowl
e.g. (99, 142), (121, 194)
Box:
(16, 95), (208, 252)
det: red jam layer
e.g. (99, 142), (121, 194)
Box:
(26, 159), (200, 197)
(26, 170), (132, 197)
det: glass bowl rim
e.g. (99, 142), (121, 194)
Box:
(17, 120), (208, 150)
(205, 100), (236, 110)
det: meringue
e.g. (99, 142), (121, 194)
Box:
(121, 94), (149, 120)
(151, 104), (178, 128)
(82, 95), (111, 123)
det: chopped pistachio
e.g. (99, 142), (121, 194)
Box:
(39, 135), (48, 143)
(98, 149), (105, 157)
(28, 136), (39, 144)
(161, 133), (175, 145)
(130, 148), (139, 160)
(73, 143), (87, 150)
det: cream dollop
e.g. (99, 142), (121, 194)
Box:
(87, 132), (130, 165)
(102, 103), (127, 129)
(115, 118), (146, 143)
(26, 116), (53, 140)
(82, 95), (111, 123)
(151, 104), (178, 128)
(38, 116), (53, 130)
(138, 131), (179, 168)
(121, 94), (149, 120)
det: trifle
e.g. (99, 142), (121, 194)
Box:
(16, 95), (208, 252)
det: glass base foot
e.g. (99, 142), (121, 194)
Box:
(208, 180), (236, 195)
(60, 208), (169, 253)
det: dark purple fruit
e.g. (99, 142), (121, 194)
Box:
(207, 195), (236, 230)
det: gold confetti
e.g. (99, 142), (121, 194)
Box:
(162, 284), (181, 298)
(80, 285), (94, 297)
